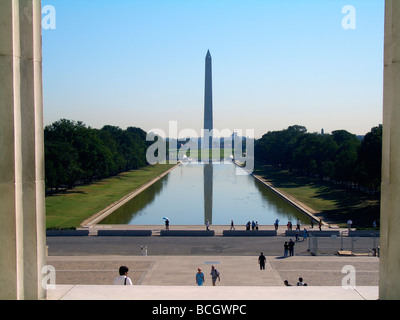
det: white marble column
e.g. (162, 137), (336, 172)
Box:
(380, 0), (400, 300)
(0, 0), (46, 300)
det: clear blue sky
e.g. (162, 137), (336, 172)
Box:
(42, 0), (385, 138)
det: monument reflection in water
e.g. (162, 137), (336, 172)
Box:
(99, 162), (307, 226)
(203, 163), (213, 224)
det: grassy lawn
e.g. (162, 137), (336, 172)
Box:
(253, 164), (380, 228)
(46, 163), (176, 229)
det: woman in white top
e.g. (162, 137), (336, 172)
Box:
(113, 266), (133, 285)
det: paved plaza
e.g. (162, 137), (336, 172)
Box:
(46, 225), (379, 300)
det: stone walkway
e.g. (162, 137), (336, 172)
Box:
(46, 254), (379, 300)
(46, 255), (379, 287)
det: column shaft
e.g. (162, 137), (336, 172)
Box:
(380, 0), (400, 300)
(0, 0), (46, 300)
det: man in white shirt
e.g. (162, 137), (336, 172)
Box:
(113, 266), (133, 285)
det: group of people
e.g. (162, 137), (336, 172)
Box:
(113, 265), (222, 287)
(287, 218), (323, 231)
(284, 277), (308, 286)
(283, 239), (296, 257)
(195, 265), (221, 286)
(245, 220), (259, 231)
(286, 219), (302, 231)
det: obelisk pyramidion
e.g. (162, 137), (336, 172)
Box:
(204, 50), (213, 154)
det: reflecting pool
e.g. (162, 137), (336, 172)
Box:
(99, 162), (308, 225)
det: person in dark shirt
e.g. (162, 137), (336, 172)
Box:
(258, 252), (266, 270)
(288, 239), (295, 256)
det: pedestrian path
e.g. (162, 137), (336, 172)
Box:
(46, 255), (379, 300)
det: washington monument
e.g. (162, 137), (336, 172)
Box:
(203, 50), (213, 152)
(203, 50), (213, 223)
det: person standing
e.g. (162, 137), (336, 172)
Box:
(165, 218), (169, 231)
(284, 242), (289, 257)
(210, 265), (220, 286)
(206, 220), (210, 231)
(258, 252), (266, 270)
(274, 219), (280, 231)
(113, 266), (133, 285)
(288, 239), (295, 256)
(283, 241), (289, 257)
(296, 219), (301, 230)
(196, 268), (205, 286)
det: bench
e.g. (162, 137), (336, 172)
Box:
(46, 229), (89, 237)
(308, 231), (340, 237)
(160, 230), (215, 237)
(223, 230), (277, 237)
(285, 230), (340, 237)
(97, 230), (152, 236)
(348, 230), (380, 237)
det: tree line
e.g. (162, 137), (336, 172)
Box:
(254, 125), (382, 192)
(45, 119), (150, 193)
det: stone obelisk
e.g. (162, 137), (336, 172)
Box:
(203, 50), (213, 157)
(203, 50), (213, 225)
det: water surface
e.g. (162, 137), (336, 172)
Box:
(100, 162), (307, 225)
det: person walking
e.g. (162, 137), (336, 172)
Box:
(288, 239), (295, 256)
(303, 228), (308, 241)
(230, 220), (235, 231)
(295, 228), (300, 242)
(113, 266), (133, 285)
(196, 268), (205, 286)
(258, 252), (266, 270)
(284, 241), (289, 257)
(347, 219), (353, 231)
(210, 265), (221, 286)
(206, 220), (210, 231)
